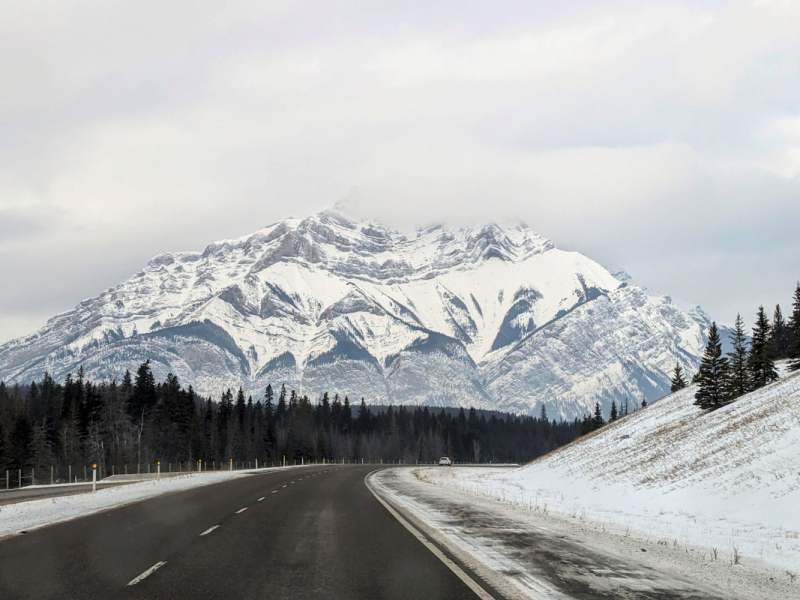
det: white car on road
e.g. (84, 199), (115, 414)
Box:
(438, 457), (452, 466)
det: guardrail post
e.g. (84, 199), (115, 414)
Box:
(157, 461), (161, 480)
(69, 465), (72, 483)
(83, 465), (87, 482)
(18, 469), (22, 488)
(5, 470), (8, 489)
(92, 464), (97, 493)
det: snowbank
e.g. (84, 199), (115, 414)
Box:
(419, 371), (800, 573)
(0, 466), (302, 538)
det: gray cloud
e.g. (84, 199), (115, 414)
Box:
(1, 0), (799, 342)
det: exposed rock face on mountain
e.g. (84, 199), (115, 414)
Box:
(0, 209), (710, 418)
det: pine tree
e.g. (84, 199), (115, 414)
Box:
(670, 362), (687, 393)
(694, 322), (730, 410)
(0, 418), (6, 472)
(727, 314), (749, 399)
(539, 403), (547, 423)
(770, 305), (789, 359)
(131, 360), (156, 421)
(641, 397), (647, 408)
(580, 414), (591, 435)
(609, 401), (618, 422)
(748, 306), (778, 390)
(593, 403), (605, 430)
(10, 414), (34, 469)
(788, 283), (800, 372)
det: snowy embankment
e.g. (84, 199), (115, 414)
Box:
(419, 371), (800, 574)
(0, 466), (302, 538)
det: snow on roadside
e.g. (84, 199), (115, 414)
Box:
(0, 467), (301, 538)
(417, 371), (800, 577)
(388, 467), (798, 600)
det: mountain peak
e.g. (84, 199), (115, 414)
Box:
(0, 206), (707, 418)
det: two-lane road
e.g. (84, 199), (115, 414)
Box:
(0, 466), (486, 599)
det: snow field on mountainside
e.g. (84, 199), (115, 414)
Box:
(0, 466), (305, 538)
(416, 371), (800, 574)
(0, 209), (711, 417)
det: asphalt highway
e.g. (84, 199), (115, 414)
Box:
(0, 466), (490, 600)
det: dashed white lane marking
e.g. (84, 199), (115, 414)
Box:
(258, 497), (265, 502)
(235, 507), (248, 514)
(200, 526), (219, 536)
(282, 485), (287, 488)
(127, 561), (167, 586)
(271, 490), (278, 493)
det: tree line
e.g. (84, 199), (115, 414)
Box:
(682, 282), (800, 410)
(0, 361), (582, 482)
(575, 282), (800, 432)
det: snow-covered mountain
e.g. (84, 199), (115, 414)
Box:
(0, 208), (711, 418)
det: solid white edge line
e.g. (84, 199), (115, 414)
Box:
(235, 507), (248, 514)
(200, 525), (219, 536)
(365, 471), (495, 600)
(127, 561), (167, 586)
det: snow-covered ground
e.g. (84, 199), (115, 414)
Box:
(398, 370), (800, 598)
(0, 466), (305, 539)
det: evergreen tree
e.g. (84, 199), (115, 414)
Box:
(641, 397), (647, 408)
(748, 306), (778, 390)
(10, 414), (33, 469)
(788, 283), (800, 372)
(276, 385), (288, 429)
(727, 314), (749, 399)
(609, 401), (618, 422)
(539, 403), (547, 423)
(580, 413), (591, 435)
(0, 418), (6, 472)
(694, 322), (730, 410)
(131, 360), (156, 422)
(670, 362), (687, 393)
(593, 403), (605, 430)
(770, 305), (789, 359)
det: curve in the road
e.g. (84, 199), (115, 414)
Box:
(0, 466), (496, 600)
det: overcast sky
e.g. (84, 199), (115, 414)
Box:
(1, 0), (799, 344)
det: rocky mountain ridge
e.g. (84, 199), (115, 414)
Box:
(0, 209), (710, 418)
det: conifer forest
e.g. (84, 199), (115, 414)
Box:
(0, 361), (581, 486)
(2, 282), (797, 487)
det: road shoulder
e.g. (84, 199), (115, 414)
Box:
(374, 467), (779, 600)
